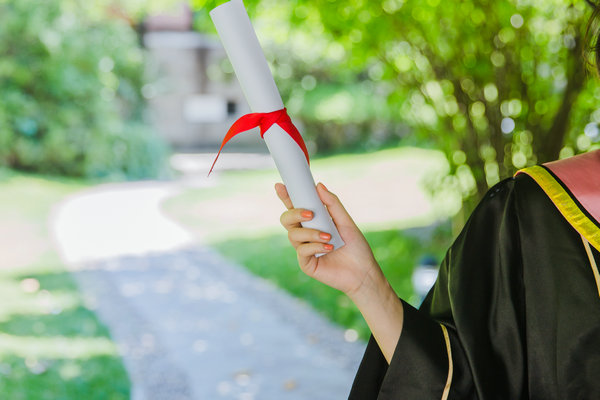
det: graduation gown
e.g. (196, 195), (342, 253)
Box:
(349, 150), (600, 399)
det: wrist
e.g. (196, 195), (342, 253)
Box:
(347, 261), (404, 363)
(347, 262), (393, 308)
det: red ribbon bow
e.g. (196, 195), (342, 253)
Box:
(208, 108), (309, 176)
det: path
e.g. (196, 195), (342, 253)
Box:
(51, 177), (364, 400)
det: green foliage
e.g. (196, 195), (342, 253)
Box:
(301, 0), (598, 196)
(0, 0), (168, 179)
(195, 0), (600, 205)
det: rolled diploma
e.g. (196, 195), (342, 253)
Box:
(210, 0), (344, 251)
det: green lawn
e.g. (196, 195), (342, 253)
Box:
(164, 147), (456, 340)
(0, 170), (130, 399)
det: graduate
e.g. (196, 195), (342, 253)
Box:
(275, 6), (600, 400)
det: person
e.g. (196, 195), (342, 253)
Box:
(274, 9), (600, 400)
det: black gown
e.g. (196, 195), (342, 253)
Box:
(349, 165), (600, 399)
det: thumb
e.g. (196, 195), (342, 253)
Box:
(316, 183), (355, 228)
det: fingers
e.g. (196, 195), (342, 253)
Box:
(297, 242), (334, 259)
(280, 208), (313, 230)
(288, 227), (331, 247)
(274, 183), (293, 210)
(316, 183), (354, 227)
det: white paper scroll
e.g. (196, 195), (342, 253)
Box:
(210, 0), (344, 252)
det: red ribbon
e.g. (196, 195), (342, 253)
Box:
(208, 108), (309, 176)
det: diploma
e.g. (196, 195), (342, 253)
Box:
(210, 0), (344, 252)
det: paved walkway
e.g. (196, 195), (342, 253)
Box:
(51, 180), (364, 400)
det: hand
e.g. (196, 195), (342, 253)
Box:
(275, 182), (382, 298)
(276, 182), (404, 363)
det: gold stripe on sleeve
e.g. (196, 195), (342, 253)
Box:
(517, 165), (600, 252)
(581, 236), (600, 298)
(440, 324), (453, 400)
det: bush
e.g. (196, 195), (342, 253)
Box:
(0, 0), (168, 179)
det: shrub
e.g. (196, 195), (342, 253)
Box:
(0, 0), (168, 179)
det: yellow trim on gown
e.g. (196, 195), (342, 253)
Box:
(517, 165), (600, 252)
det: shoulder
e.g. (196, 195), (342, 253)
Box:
(469, 173), (549, 222)
(450, 173), (553, 262)
(480, 173), (543, 205)
(462, 174), (538, 229)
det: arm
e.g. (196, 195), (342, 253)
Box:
(275, 182), (403, 363)
(276, 178), (528, 399)
(348, 268), (404, 365)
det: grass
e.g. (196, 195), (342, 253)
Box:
(210, 226), (452, 340)
(164, 147), (456, 340)
(0, 169), (130, 400)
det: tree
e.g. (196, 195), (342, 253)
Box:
(0, 0), (167, 179)
(195, 0), (600, 210)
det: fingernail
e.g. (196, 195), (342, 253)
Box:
(320, 183), (328, 192)
(301, 210), (313, 219)
(319, 232), (331, 240)
(323, 244), (334, 251)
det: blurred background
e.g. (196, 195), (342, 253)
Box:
(1, 0), (599, 398)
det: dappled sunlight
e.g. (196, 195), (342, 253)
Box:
(0, 172), (130, 398)
(0, 334), (119, 359)
(0, 284), (79, 323)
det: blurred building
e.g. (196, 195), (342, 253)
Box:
(141, 3), (263, 152)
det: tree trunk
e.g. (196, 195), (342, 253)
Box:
(536, 31), (585, 163)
